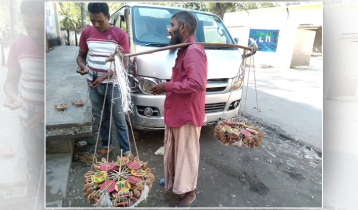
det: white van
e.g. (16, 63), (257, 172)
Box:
(110, 5), (245, 130)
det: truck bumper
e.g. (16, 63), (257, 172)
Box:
(129, 90), (242, 130)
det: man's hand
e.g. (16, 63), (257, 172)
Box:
(22, 112), (44, 130)
(3, 93), (22, 110)
(249, 38), (258, 55)
(150, 82), (166, 95)
(89, 76), (105, 89)
(76, 64), (89, 75)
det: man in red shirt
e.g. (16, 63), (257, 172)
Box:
(151, 11), (207, 207)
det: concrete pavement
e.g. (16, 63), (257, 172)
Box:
(46, 46), (92, 141)
(45, 46), (92, 207)
(0, 66), (28, 206)
(242, 57), (323, 152)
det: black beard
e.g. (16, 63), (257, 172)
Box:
(168, 28), (182, 57)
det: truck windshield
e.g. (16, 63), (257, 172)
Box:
(132, 6), (235, 47)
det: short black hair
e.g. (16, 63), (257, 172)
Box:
(88, 3), (109, 17)
(21, 0), (44, 17)
(172, 11), (197, 35)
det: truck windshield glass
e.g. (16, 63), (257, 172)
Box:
(132, 7), (234, 46)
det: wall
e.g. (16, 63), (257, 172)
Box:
(60, 30), (81, 46)
(224, 3), (323, 68)
(45, 3), (61, 48)
(313, 26), (322, 53)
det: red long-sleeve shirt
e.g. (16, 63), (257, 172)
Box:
(164, 36), (208, 127)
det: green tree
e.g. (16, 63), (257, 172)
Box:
(107, 2), (124, 14)
(58, 3), (82, 29)
(285, 2), (301, 6)
(10, 0), (18, 41)
(182, 2), (208, 12)
(58, 2), (124, 30)
(258, 2), (276, 8)
(241, 3), (259, 11)
(208, 3), (238, 20)
(0, 0), (25, 46)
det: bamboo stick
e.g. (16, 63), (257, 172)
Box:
(105, 42), (253, 62)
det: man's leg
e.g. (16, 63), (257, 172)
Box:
(172, 124), (201, 207)
(89, 85), (112, 155)
(108, 85), (130, 155)
(163, 125), (175, 191)
(23, 122), (44, 205)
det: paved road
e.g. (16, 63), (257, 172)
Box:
(44, 46), (322, 208)
(63, 115), (322, 208)
(242, 57), (323, 152)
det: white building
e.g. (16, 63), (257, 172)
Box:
(224, 3), (323, 68)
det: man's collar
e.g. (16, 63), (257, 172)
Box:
(178, 35), (195, 52)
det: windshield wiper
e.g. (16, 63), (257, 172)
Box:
(205, 46), (235, 49)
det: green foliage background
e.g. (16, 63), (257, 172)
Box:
(57, 2), (303, 30)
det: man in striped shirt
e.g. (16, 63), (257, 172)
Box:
(3, 0), (44, 204)
(76, 3), (131, 157)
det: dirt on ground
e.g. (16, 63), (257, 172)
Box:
(62, 114), (322, 208)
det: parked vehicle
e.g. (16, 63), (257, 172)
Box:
(110, 5), (245, 130)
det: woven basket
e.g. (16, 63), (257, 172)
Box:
(214, 120), (263, 148)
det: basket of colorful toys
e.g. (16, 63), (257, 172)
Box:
(214, 120), (263, 149)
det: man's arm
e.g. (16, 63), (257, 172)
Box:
(165, 48), (207, 94)
(76, 48), (89, 75)
(3, 69), (22, 110)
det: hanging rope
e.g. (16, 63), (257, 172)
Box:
(220, 50), (246, 121)
(238, 52), (248, 123)
(237, 52), (261, 127)
(102, 75), (115, 189)
(92, 64), (111, 166)
(125, 113), (141, 167)
(252, 55), (261, 126)
(241, 51), (252, 120)
(93, 47), (145, 202)
(111, 46), (132, 113)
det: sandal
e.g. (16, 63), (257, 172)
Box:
(95, 147), (113, 157)
(174, 198), (197, 207)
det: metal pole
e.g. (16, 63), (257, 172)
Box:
(0, 31), (5, 66)
(1, 41), (5, 66)
(75, 30), (78, 46)
(67, 29), (70, 45)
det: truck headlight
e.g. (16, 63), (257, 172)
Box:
(232, 76), (243, 90)
(138, 77), (161, 94)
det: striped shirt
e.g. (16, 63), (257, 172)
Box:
(79, 25), (130, 83)
(6, 36), (44, 121)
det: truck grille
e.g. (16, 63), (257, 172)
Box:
(205, 102), (226, 113)
(206, 79), (228, 92)
(166, 79), (228, 92)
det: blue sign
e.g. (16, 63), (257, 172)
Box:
(248, 29), (280, 52)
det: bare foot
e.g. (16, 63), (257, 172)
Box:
(175, 191), (196, 207)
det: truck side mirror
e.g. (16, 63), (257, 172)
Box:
(234, 38), (239, 44)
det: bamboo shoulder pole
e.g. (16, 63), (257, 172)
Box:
(105, 42), (253, 62)
(126, 42), (253, 57)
